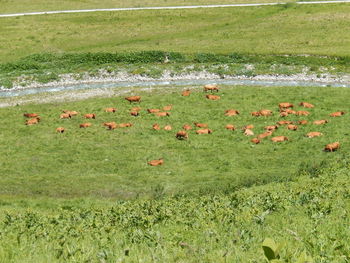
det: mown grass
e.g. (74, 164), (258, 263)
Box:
(1, 4), (350, 62)
(0, 0), (297, 14)
(0, 85), (349, 199)
(0, 156), (349, 262)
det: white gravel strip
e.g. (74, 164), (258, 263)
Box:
(1, 1), (349, 18)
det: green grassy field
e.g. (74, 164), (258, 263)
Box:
(1, 4), (350, 62)
(0, 85), (348, 199)
(0, 0), (298, 14)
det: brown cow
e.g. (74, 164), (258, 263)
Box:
(279, 102), (294, 109)
(313, 120), (328, 125)
(176, 131), (188, 140)
(23, 113), (39, 118)
(206, 94), (220, 100)
(84, 114), (96, 119)
(271, 136), (288, 142)
(62, 110), (78, 116)
(155, 112), (170, 117)
(259, 109), (273, 116)
(130, 111), (139, 116)
(265, 125), (278, 131)
(183, 124), (192, 130)
(152, 124), (161, 130)
(148, 159), (164, 166)
(298, 120), (308, 125)
(296, 111), (310, 116)
(280, 112), (289, 117)
(163, 105), (173, 111)
(225, 109), (240, 116)
(277, 120), (293, 126)
(287, 124), (298, 131)
(119, 123), (132, 128)
(324, 142), (340, 152)
(105, 107), (117, 113)
(164, 125), (172, 131)
(25, 117), (40, 125)
(182, 89), (191, 96)
(330, 111), (345, 117)
(258, 131), (273, 139)
(306, 132), (323, 138)
(60, 113), (71, 119)
(125, 96), (141, 103)
(225, 124), (235, 131)
(243, 129), (254, 136)
(196, 129), (213, 134)
(147, 109), (160, 113)
(299, 102), (314, 108)
(80, 123), (91, 128)
(251, 111), (261, 117)
(103, 122), (117, 130)
(243, 124), (254, 130)
(251, 138), (260, 144)
(56, 127), (65, 133)
(131, 107), (142, 112)
(194, 122), (208, 128)
(203, 84), (219, 92)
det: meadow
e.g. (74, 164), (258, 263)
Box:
(1, 4), (350, 62)
(0, 85), (348, 199)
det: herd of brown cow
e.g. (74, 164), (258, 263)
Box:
(23, 84), (345, 166)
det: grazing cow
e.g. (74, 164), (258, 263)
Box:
(163, 105), (173, 111)
(194, 122), (208, 128)
(265, 125), (278, 131)
(243, 129), (254, 136)
(125, 96), (141, 103)
(259, 109), (273, 117)
(164, 125), (172, 131)
(148, 159), (164, 166)
(313, 120), (328, 125)
(56, 127), (65, 133)
(203, 84), (219, 92)
(284, 109), (296, 114)
(60, 113), (71, 119)
(271, 136), (288, 142)
(105, 108), (117, 113)
(330, 111), (345, 117)
(277, 120), (293, 126)
(298, 120), (308, 125)
(25, 117), (40, 125)
(206, 94), (220, 100)
(119, 123), (132, 128)
(279, 102), (294, 109)
(62, 110), (78, 116)
(131, 107), (142, 112)
(251, 138), (260, 144)
(251, 111), (261, 117)
(299, 102), (314, 108)
(243, 124), (254, 130)
(225, 124), (235, 130)
(280, 112), (289, 117)
(130, 111), (139, 116)
(183, 124), (192, 130)
(155, 112), (170, 117)
(287, 124), (298, 131)
(306, 132), (322, 138)
(147, 109), (160, 113)
(182, 89), (191, 96)
(152, 124), (161, 130)
(225, 109), (240, 116)
(103, 122), (117, 130)
(23, 113), (39, 118)
(84, 113), (96, 119)
(80, 123), (91, 128)
(196, 129), (212, 134)
(176, 131), (188, 140)
(296, 111), (310, 116)
(258, 131), (273, 139)
(324, 142), (340, 152)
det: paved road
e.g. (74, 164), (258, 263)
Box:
(0, 0), (349, 18)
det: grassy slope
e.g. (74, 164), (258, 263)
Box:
(0, 157), (349, 262)
(0, 0), (295, 14)
(1, 4), (350, 62)
(0, 85), (348, 199)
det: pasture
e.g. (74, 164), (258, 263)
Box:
(1, 4), (350, 62)
(0, 85), (348, 199)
